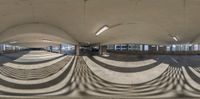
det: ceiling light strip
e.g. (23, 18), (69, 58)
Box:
(96, 25), (109, 36)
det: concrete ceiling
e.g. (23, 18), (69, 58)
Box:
(0, 0), (200, 47)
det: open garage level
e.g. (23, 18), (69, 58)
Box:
(0, 0), (200, 99)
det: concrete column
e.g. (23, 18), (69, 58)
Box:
(75, 45), (80, 56)
(156, 45), (159, 51)
(99, 45), (102, 55)
(170, 45), (173, 52)
(59, 44), (62, 54)
(13, 46), (16, 51)
(0, 44), (2, 54)
(120, 44), (122, 51)
(189, 46), (192, 52)
(0, 45), (1, 52)
(99, 45), (107, 55)
(50, 46), (53, 52)
(126, 44), (129, 51)
(3, 44), (5, 52)
(142, 44), (145, 51)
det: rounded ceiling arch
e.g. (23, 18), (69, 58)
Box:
(0, 22), (77, 46)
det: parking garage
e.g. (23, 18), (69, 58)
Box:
(0, 0), (200, 99)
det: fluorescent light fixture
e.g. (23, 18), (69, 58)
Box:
(172, 36), (178, 41)
(168, 34), (179, 42)
(96, 25), (109, 36)
(10, 41), (17, 44)
(42, 39), (52, 43)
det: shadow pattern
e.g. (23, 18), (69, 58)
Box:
(0, 55), (200, 98)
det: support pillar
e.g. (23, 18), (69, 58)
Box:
(156, 45), (159, 51)
(99, 45), (107, 55)
(170, 45), (173, 52)
(75, 45), (80, 56)
(3, 44), (5, 53)
(99, 45), (102, 55)
(59, 44), (62, 54)
(142, 44), (145, 52)
(126, 44), (129, 51)
(50, 46), (53, 52)
(189, 46), (192, 52)
(0, 44), (2, 54)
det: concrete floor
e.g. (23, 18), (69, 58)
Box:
(0, 51), (200, 98)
